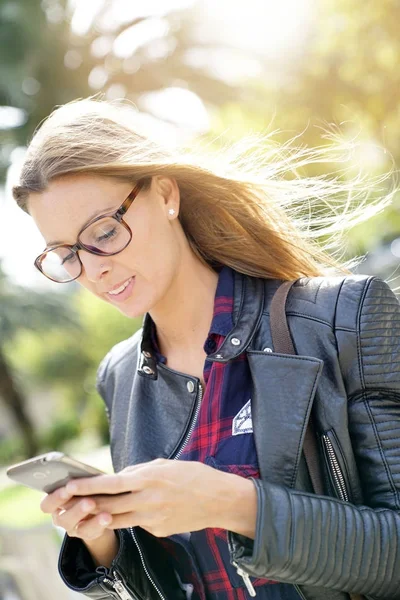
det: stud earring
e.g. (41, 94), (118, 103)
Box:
(168, 208), (176, 216)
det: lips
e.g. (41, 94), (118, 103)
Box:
(108, 277), (133, 296)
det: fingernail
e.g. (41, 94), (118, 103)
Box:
(59, 488), (69, 500)
(99, 515), (111, 526)
(81, 499), (94, 512)
(66, 482), (78, 494)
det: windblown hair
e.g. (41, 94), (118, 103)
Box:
(12, 98), (396, 280)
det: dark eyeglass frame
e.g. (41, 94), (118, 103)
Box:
(35, 182), (143, 283)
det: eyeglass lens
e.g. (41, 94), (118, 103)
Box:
(39, 217), (131, 282)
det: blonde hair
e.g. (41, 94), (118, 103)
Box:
(12, 98), (396, 280)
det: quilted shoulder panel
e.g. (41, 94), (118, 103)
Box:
(359, 278), (400, 390)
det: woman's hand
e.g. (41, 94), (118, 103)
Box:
(64, 459), (258, 539)
(40, 487), (119, 567)
(40, 486), (112, 538)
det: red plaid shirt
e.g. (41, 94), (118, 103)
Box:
(152, 267), (299, 600)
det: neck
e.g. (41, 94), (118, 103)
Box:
(149, 256), (219, 357)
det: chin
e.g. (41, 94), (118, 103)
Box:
(113, 302), (145, 320)
(114, 293), (157, 319)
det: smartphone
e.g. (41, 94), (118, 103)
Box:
(6, 451), (105, 494)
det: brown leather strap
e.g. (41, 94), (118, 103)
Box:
(270, 281), (324, 496)
(270, 282), (364, 600)
(269, 282), (297, 354)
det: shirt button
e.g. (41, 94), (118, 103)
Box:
(187, 380), (195, 393)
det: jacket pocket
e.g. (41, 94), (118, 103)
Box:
(321, 429), (352, 503)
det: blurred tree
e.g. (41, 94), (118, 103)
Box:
(8, 287), (140, 445)
(0, 262), (78, 455)
(1, 0), (400, 459)
(0, 0), (92, 179)
(63, 0), (400, 155)
(0, 0), (259, 181)
(3, 0), (400, 181)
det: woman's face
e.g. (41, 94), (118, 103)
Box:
(29, 174), (182, 318)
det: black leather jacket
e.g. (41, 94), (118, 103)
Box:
(59, 272), (400, 600)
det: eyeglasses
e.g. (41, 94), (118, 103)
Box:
(35, 183), (142, 283)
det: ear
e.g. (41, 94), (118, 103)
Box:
(153, 176), (180, 217)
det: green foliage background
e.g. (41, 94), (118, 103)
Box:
(1, 0), (400, 465)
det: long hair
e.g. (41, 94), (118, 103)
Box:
(12, 98), (396, 280)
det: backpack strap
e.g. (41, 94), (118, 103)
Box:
(269, 281), (364, 600)
(270, 281), (325, 496)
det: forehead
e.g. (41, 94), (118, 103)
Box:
(29, 175), (128, 246)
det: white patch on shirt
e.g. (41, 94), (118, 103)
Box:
(175, 570), (194, 600)
(232, 399), (253, 436)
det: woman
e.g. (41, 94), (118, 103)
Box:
(12, 98), (400, 600)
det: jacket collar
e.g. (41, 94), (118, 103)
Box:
(138, 270), (266, 377)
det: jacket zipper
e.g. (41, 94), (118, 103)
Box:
(322, 434), (349, 502)
(102, 570), (137, 600)
(293, 585), (308, 600)
(129, 528), (166, 600)
(124, 381), (203, 600)
(173, 382), (203, 460)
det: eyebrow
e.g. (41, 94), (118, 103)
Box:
(45, 204), (118, 248)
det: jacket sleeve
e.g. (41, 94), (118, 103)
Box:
(58, 523), (186, 599)
(229, 277), (400, 599)
(58, 529), (139, 598)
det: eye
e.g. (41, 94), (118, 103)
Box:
(61, 252), (78, 265)
(97, 227), (117, 241)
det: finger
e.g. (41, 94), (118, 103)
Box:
(58, 496), (86, 511)
(74, 513), (113, 540)
(121, 462), (155, 473)
(105, 512), (170, 537)
(40, 487), (73, 514)
(53, 497), (96, 532)
(121, 459), (168, 472)
(93, 491), (151, 515)
(65, 471), (150, 497)
(105, 511), (151, 531)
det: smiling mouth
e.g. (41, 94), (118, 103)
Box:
(107, 277), (133, 296)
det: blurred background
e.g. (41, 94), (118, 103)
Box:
(1, 0), (400, 597)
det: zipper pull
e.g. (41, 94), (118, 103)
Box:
(233, 563), (257, 597)
(113, 580), (133, 600)
(111, 572), (134, 600)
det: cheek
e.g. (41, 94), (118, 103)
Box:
(75, 274), (103, 298)
(126, 227), (180, 307)
(130, 214), (179, 280)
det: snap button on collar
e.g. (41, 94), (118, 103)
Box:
(142, 366), (154, 375)
(231, 337), (241, 346)
(186, 381), (195, 393)
(263, 347), (273, 353)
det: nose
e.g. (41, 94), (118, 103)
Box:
(79, 250), (110, 282)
